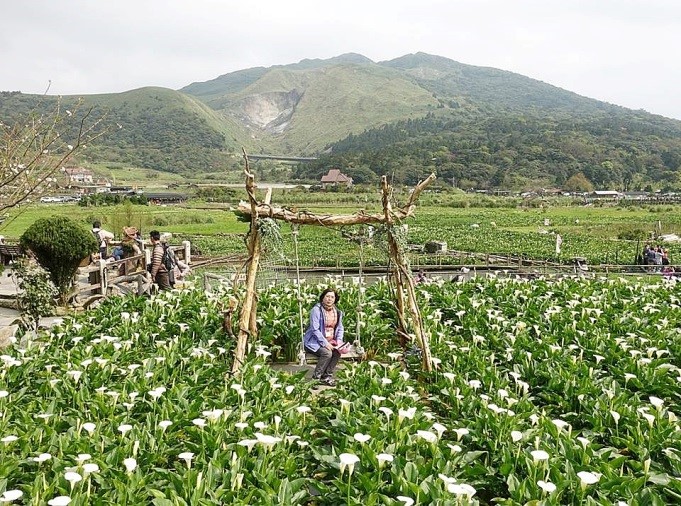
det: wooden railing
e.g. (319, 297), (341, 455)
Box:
(78, 241), (191, 297)
(0, 244), (24, 265)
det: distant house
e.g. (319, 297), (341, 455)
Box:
(62, 167), (93, 184)
(320, 169), (353, 188)
(78, 185), (111, 195)
(539, 188), (563, 196)
(590, 190), (622, 199)
(144, 192), (188, 205)
(109, 186), (135, 195)
(623, 191), (649, 200)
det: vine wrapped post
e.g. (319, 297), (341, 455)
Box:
(232, 150), (263, 375)
(249, 187), (272, 339)
(381, 175), (434, 373)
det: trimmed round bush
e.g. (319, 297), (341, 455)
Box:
(20, 216), (98, 301)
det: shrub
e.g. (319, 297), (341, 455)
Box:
(20, 216), (98, 302)
(11, 261), (58, 331)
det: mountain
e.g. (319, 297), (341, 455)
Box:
(2, 52), (681, 189)
(381, 52), (617, 113)
(0, 86), (253, 173)
(181, 53), (440, 154)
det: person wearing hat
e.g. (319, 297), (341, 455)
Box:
(121, 227), (144, 257)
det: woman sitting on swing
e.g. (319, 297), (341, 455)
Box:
(303, 288), (348, 386)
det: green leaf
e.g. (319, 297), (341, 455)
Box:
(149, 489), (168, 499)
(152, 499), (175, 506)
(648, 473), (671, 486)
(403, 461), (419, 483)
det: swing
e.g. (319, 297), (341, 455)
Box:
(232, 157), (435, 375)
(294, 224), (366, 365)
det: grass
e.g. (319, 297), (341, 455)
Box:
(2, 197), (680, 266)
(87, 163), (186, 187)
(0, 204), (246, 240)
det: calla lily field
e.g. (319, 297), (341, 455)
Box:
(0, 274), (680, 505)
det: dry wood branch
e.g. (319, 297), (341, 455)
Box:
(236, 202), (387, 225)
(402, 173), (437, 216)
(236, 173), (435, 224)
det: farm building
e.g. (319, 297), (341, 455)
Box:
(590, 190), (622, 199)
(320, 169), (353, 188)
(143, 192), (188, 204)
(62, 167), (94, 184)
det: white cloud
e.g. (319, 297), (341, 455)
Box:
(0, 0), (680, 119)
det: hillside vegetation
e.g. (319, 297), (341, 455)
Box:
(0, 88), (252, 174)
(295, 107), (681, 189)
(2, 52), (681, 189)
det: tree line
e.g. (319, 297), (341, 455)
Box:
(293, 109), (681, 191)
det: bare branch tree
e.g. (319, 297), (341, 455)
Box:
(0, 93), (111, 215)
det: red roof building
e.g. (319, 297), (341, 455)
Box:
(320, 169), (353, 188)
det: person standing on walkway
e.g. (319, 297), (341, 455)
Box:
(303, 288), (344, 386)
(148, 230), (171, 291)
(92, 221), (114, 260)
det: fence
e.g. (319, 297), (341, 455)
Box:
(0, 244), (24, 266)
(77, 241), (191, 298)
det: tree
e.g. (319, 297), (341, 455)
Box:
(20, 216), (98, 303)
(490, 167), (507, 188)
(564, 172), (594, 193)
(345, 165), (378, 184)
(1, 94), (109, 216)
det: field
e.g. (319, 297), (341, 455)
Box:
(3, 195), (680, 268)
(1, 275), (680, 504)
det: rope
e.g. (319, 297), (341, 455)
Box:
(356, 240), (363, 347)
(354, 240), (365, 356)
(291, 224), (307, 365)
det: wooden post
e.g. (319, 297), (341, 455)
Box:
(381, 176), (433, 373)
(97, 259), (108, 295)
(182, 240), (191, 265)
(232, 151), (263, 375)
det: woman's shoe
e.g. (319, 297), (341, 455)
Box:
(321, 377), (336, 387)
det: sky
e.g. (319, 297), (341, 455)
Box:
(2, 0), (681, 120)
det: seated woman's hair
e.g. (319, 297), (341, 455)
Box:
(319, 288), (340, 303)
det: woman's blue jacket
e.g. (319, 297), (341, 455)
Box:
(303, 303), (344, 352)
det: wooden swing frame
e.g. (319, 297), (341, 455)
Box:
(232, 149), (436, 374)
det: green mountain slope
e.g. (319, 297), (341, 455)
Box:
(293, 107), (681, 190)
(179, 53), (373, 102)
(0, 87), (253, 173)
(188, 59), (440, 155)
(2, 52), (681, 189)
(380, 52), (615, 114)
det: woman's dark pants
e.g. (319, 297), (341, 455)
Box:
(305, 346), (340, 379)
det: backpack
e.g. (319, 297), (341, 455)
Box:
(162, 244), (176, 271)
(92, 229), (104, 246)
